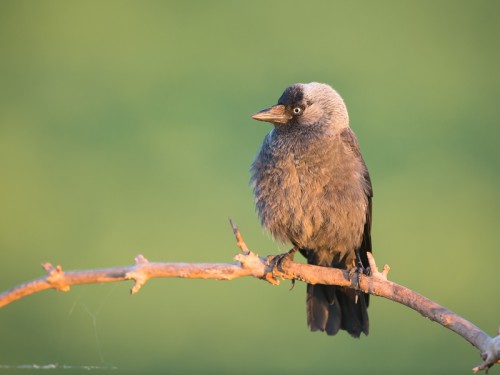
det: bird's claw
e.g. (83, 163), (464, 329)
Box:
(274, 247), (298, 273)
(275, 247), (297, 272)
(272, 247), (298, 290)
(348, 265), (366, 304)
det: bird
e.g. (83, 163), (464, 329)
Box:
(250, 82), (372, 337)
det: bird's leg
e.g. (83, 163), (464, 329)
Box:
(274, 246), (298, 273)
(273, 247), (298, 290)
(350, 251), (366, 303)
(355, 251), (365, 273)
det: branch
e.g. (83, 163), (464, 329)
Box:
(1, 224), (499, 373)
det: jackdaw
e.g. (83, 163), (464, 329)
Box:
(250, 82), (372, 337)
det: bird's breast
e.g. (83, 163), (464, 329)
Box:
(251, 134), (368, 255)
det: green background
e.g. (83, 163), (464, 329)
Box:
(1, 1), (499, 374)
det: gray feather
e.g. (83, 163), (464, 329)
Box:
(251, 82), (372, 337)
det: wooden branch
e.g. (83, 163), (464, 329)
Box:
(1, 224), (499, 373)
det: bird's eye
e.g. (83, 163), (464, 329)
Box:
(293, 107), (302, 115)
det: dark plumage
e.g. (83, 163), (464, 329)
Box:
(250, 82), (372, 337)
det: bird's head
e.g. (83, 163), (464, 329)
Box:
(251, 82), (349, 132)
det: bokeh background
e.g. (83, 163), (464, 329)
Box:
(1, 1), (499, 374)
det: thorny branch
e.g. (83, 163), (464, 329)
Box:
(0, 222), (498, 373)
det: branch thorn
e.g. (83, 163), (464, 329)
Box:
(228, 218), (251, 254)
(381, 264), (391, 278)
(41, 263), (70, 292)
(367, 252), (390, 280)
(126, 254), (151, 295)
(134, 254), (149, 264)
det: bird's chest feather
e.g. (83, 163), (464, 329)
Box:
(251, 133), (367, 253)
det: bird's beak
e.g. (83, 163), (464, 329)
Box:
(251, 105), (291, 125)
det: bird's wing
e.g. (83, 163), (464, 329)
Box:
(340, 127), (373, 269)
(340, 128), (372, 198)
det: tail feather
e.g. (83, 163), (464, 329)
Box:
(306, 284), (369, 338)
(306, 283), (340, 335)
(300, 248), (370, 337)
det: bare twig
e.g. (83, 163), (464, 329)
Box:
(0, 223), (498, 373)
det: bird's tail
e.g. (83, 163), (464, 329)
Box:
(306, 283), (368, 337)
(302, 249), (369, 337)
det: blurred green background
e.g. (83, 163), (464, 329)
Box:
(1, 1), (499, 374)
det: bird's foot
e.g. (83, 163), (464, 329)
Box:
(348, 266), (365, 304)
(272, 247), (298, 290)
(354, 251), (372, 276)
(348, 267), (362, 283)
(274, 247), (298, 273)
